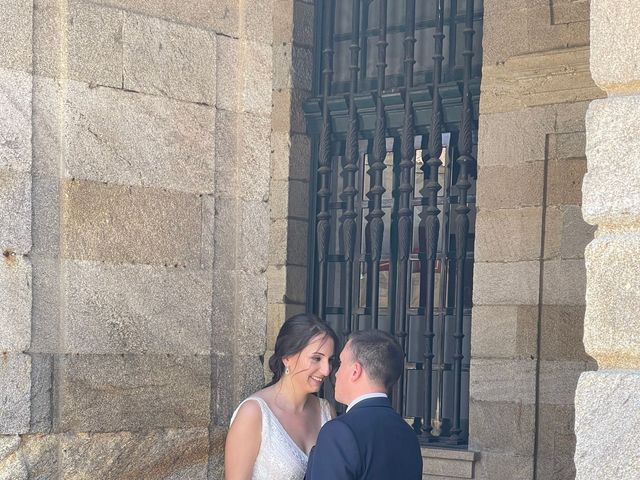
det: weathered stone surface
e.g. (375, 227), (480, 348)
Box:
(470, 305), (537, 359)
(575, 371), (640, 479)
(473, 261), (540, 306)
(270, 179), (309, 221)
(214, 111), (271, 200)
(539, 360), (594, 405)
(0, 436), (20, 461)
(61, 428), (209, 479)
(268, 218), (309, 267)
(474, 452), (534, 480)
(59, 354), (210, 431)
(271, 87), (310, 134)
(237, 201), (270, 275)
(0, 0), (32, 72)
(274, 44), (312, 91)
(210, 353), (234, 426)
(483, 0), (588, 65)
(583, 96), (640, 226)
(0, 453), (28, 480)
(235, 273), (268, 355)
(63, 260), (212, 354)
(243, 0), (273, 44)
(271, 132), (311, 182)
(546, 158), (587, 206)
(591, 0), (640, 93)
(478, 108), (552, 166)
(234, 355), (266, 405)
(476, 163), (544, 209)
(67, 2), (124, 87)
(64, 80), (215, 192)
(89, 0), (240, 37)
(123, 14), (216, 105)
(61, 179), (204, 267)
(583, 233), (640, 368)
(469, 359), (536, 404)
(207, 426), (227, 480)
(475, 207), (542, 262)
(421, 448), (476, 479)
(239, 114), (271, 201)
(469, 400), (535, 455)
(536, 404), (577, 480)
(31, 76), (62, 256)
(29, 355), (53, 433)
(215, 35), (241, 112)
(200, 194), (215, 270)
(243, 42), (273, 117)
(213, 110), (239, 198)
(267, 265), (307, 305)
(559, 206), (595, 259)
(211, 268), (235, 355)
(0, 354), (31, 434)
(16, 434), (58, 479)
(542, 259), (586, 306)
(0, 69), (31, 172)
(481, 47), (600, 114)
(0, 169), (31, 254)
(0, 256), (31, 352)
(29, 255), (59, 353)
(540, 305), (590, 361)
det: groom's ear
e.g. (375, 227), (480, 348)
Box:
(351, 361), (363, 382)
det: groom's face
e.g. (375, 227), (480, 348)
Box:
(334, 341), (354, 405)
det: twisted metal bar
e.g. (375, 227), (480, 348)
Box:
(394, 0), (417, 413)
(366, 0), (388, 330)
(420, 0), (446, 438)
(449, 0), (475, 443)
(341, 0), (361, 337)
(316, 0), (336, 320)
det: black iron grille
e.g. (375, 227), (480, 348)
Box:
(305, 0), (482, 447)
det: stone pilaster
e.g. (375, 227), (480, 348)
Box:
(575, 1), (640, 478)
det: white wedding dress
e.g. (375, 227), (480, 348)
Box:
(230, 396), (332, 480)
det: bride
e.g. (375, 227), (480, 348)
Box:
(224, 313), (338, 480)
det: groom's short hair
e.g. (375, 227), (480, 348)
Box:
(347, 330), (404, 391)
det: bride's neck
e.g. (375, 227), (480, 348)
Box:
(272, 378), (310, 413)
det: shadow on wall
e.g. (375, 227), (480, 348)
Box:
(536, 205), (597, 480)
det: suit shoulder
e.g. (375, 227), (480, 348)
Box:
(319, 416), (357, 441)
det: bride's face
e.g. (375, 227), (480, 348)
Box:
(284, 334), (335, 394)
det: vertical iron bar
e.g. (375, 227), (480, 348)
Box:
(316, 0), (336, 320)
(366, 0), (388, 330)
(341, 0), (361, 337)
(393, 0), (416, 413)
(420, 0), (445, 438)
(450, 0), (475, 443)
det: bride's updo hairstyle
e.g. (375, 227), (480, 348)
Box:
(267, 313), (339, 386)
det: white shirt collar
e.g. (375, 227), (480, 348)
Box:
(346, 392), (388, 412)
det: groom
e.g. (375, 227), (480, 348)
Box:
(306, 329), (422, 479)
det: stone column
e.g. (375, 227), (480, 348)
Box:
(575, 1), (640, 478)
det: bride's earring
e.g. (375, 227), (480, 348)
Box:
(285, 366), (290, 375)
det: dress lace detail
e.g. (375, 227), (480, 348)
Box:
(230, 396), (332, 480)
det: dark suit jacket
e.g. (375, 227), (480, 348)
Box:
(305, 397), (422, 480)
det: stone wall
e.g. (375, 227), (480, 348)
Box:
(0, 0), (273, 478)
(470, 1), (602, 479)
(575, 1), (640, 478)
(266, 0), (316, 370)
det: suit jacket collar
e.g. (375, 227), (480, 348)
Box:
(347, 395), (392, 411)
